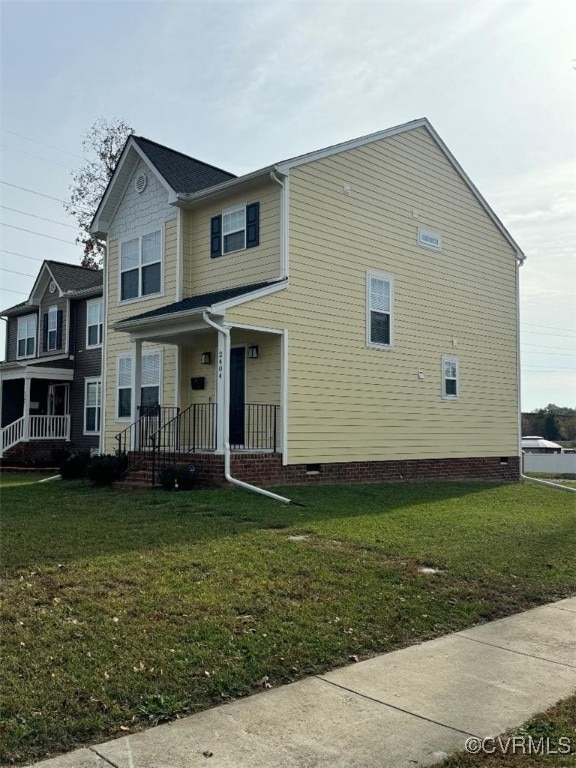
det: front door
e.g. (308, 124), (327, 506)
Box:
(229, 347), (245, 446)
(48, 384), (69, 415)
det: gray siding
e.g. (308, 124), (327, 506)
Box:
(69, 298), (102, 450)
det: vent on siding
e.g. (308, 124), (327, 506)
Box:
(135, 172), (147, 194)
(417, 228), (442, 250)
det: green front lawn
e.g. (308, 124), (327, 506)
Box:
(1, 478), (575, 764)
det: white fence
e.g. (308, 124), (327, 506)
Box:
(523, 452), (576, 475)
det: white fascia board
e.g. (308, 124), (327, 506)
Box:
(174, 167), (276, 207)
(211, 280), (288, 312)
(127, 317), (208, 342)
(1, 366), (74, 382)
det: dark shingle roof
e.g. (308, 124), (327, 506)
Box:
(47, 262), (103, 293)
(1, 300), (31, 316)
(120, 281), (278, 325)
(132, 136), (236, 194)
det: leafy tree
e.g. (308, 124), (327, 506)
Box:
(65, 118), (134, 268)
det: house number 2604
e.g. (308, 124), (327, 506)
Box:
(218, 351), (223, 379)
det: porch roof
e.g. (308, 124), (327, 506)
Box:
(115, 280), (285, 330)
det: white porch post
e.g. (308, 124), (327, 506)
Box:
(133, 340), (142, 449)
(23, 376), (31, 441)
(215, 331), (226, 452)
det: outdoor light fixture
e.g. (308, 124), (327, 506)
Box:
(200, 352), (211, 365)
(247, 345), (259, 359)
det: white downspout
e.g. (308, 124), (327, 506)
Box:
(270, 170), (288, 281)
(515, 257), (575, 494)
(202, 311), (293, 504)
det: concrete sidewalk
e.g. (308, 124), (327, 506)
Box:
(29, 598), (576, 768)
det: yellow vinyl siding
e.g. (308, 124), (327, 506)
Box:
(103, 219), (178, 452)
(182, 181), (280, 296)
(229, 126), (519, 464)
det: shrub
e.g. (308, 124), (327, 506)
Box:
(50, 447), (72, 466)
(60, 451), (92, 480)
(87, 454), (128, 486)
(158, 464), (197, 491)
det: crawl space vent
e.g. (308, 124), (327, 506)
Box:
(135, 172), (147, 194)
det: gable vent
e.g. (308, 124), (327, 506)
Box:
(135, 172), (147, 194)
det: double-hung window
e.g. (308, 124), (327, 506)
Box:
(84, 378), (102, 433)
(17, 314), (37, 358)
(117, 351), (162, 419)
(210, 202), (260, 257)
(47, 307), (58, 351)
(367, 272), (393, 348)
(120, 230), (162, 301)
(86, 299), (103, 347)
(442, 355), (459, 399)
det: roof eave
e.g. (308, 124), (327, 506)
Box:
(174, 166), (277, 207)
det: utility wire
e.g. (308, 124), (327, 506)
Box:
(0, 267), (36, 278)
(0, 128), (87, 161)
(0, 287), (29, 295)
(0, 205), (78, 229)
(0, 249), (46, 262)
(0, 223), (77, 245)
(522, 322), (576, 333)
(0, 143), (72, 170)
(0, 180), (70, 205)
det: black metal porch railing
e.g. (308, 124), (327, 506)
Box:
(115, 406), (180, 471)
(150, 403), (217, 483)
(230, 404), (279, 452)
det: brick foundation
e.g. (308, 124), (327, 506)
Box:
(121, 452), (520, 488)
(0, 440), (71, 466)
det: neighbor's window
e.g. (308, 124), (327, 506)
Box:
(120, 230), (162, 301)
(47, 306), (58, 351)
(86, 299), (103, 347)
(84, 378), (102, 434)
(140, 352), (161, 413)
(367, 272), (393, 348)
(17, 314), (37, 358)
(442, 355), (459, 399)
(117, 355), (133, 418)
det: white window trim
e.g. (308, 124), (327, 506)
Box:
(84, 377), (102, 435)
(116, 349), (164, 421)
(118, 228), (164, 304)
(442, 355), (460, 400)
(47, 306), (58, 351)
(16, 313), (37, 359)
(366, 270), (394, 350)
(418, 228), (442, 251)
(222, 203), (247, 255)
(86, 298), (103, 349)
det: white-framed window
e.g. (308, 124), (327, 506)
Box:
(86, 299), (103, 348)
(84, 378), (102, 434)
(17, 314), (37, 358)
(366, 272), (393, 349)
(47, 306), (58, 351)
(442, 355), (459, 399)
(120, 229), (162, 302)
(116, 351), (162, 419)
(418, 228), (442, 250)
(222, 205), (246, 254)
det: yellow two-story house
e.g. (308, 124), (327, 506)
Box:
(91, 118), (524, 487)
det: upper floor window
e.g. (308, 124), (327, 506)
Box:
(210, 202), (260, 258)
(120, 230), (162, 301)
(367, 272), (393, 349)
(17, 314), (37, 358)
(86, 299), (103, 347)
(442, 355), (459, 399)
(47, 307), (58, 351)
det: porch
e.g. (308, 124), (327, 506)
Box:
(0, 368), (72, 458)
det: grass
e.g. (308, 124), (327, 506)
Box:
(1, 477), (575, 764)
(439, 694), (576, 766)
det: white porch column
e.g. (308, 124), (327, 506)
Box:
(132, 340), (142, 450)
(23, 376), (31, 441)
(215, 331), (226, 452)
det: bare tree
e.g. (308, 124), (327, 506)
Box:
(65, 118), (134, 268)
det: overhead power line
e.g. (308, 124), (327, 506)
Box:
(0, 249), (46, 262)
(0, 143), (73, 170)
(0, 267), (36, 278)
(0, 222), (77, 245)
(0, 205), (78, 229)
(0, 180), (71, 205)
(0, 286), (29, 295)
(0, 128), (87, 161)
(522, 322), (576, 333)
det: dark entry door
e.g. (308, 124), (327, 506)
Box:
(229, 347), (245, 446)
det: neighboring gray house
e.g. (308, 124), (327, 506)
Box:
(0, 261), (103, 462)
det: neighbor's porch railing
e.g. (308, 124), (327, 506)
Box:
(29, 415), (70, 440)
(0, 416), (25, 456)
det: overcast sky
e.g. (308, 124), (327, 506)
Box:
(1, 0), (574, 412)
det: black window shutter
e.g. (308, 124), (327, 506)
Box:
(246, 202), (260, 249)
(56, 310), (63, 349)
(42, 313), (48, 352)
(210, 215), (222, 258)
